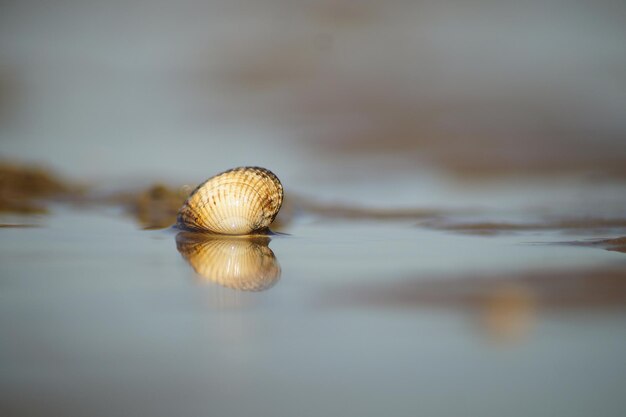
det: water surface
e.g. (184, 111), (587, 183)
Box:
(2, 200), (625, 417)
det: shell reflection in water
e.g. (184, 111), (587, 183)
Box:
(176, 232), (281, 291)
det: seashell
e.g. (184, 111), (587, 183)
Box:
(176, 232), (281, 291)
(177, 167), (283, 235)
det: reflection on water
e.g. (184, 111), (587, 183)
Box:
(175, 232), (281, 291)
(321, 267), (626, 347)
(323, 267), (626, 311)
(3, 207), (626, 417)
(479, 284), (535, 345)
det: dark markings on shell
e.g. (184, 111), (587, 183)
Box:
(176, 167), (283, 235)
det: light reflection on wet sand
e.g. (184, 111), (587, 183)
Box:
(319, 266), (626, 344)
(478, 284), (535, 345)
(320, 267), (626, 309)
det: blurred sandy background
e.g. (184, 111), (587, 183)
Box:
(1, 0), (625, 186)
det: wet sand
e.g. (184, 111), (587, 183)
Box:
(1, 163), (626, 417)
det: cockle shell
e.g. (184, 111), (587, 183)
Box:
(177, 167), (283, 235)
(176, 232), (281, 291)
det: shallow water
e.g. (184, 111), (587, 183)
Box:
(1, 199), (626, 417)
(3, 1), (626, 414)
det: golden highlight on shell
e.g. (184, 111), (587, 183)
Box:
(176, 233), (281, 291)
(177, 167), (283, 235)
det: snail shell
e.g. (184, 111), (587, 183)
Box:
(177, 167), (283, 235)
(176, 232), (281, 291)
